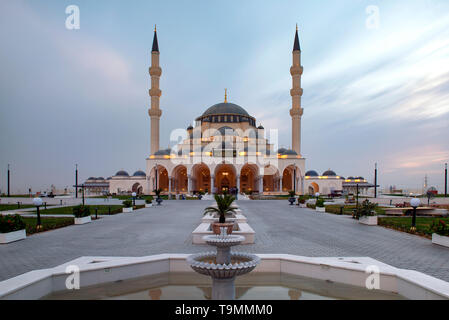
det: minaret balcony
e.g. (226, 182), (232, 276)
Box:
(149, 67), (162, 77)
(290, 108), (304, 117)
(290, 88), (303, 97)
(149, 88), (162, 97)
(148, 109), (162, 117)
(290, 65), (303, 76)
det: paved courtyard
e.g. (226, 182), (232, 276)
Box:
(1, 200), (448, 282)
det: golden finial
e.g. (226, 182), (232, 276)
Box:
(296, 23), (298, 31)
(154, 24), (157, 32)
(224, 88), (228, 103)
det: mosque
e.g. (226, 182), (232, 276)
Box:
(100, 27), (372, 196)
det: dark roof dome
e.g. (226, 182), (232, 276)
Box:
(97, 177), (105, 180)
(154, 148), (172, 156)
(356, 177), (365, 180)
(283, 149), (298, 155)
(306, 170), (319, 177)
(258, 125), (264, 130)
(348, 177), (355, 180)
(202, 103), (250, 117)
(323, 170), (337, 176)
(187, 125), (193, 130)
(277, 148), (287, 154)
(88, 177), (96, 180)
(115, 170), (129, 177)
(133, 170), (146, 177)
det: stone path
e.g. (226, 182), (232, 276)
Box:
(0, 200), (448, 282)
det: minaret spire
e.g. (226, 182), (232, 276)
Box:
(152, 25), (159, 52)
(290, 26), (304, 155)
(148, 26), (162, 155)
(224, 88), (228, 103)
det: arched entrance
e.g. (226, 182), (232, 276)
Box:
(132, 183), (143, 195)
(308, 182), (319, 195)
(240, 164), (258, 193)
(192, 163), (211, 193)
(172, 165), (188, 193)
(214, 164), (236, 194)
(263, 165), (280, 192)
(151, 165), (169, 193)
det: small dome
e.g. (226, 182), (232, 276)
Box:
(323, 170), (337, 176)
(133, 171), (146, 177)
(306, 170), (319, 177)
(348, 177), (355, 180)
(340, 176), (345, 180)
(283, 149), (298, 155)
(97, 177), (105, 180)
(277, 148), (287, 154)
(87, 177), (96, 180)
(115, 170), (129, 177)
(187, 125), (193, 130)
(258, 125), (264, 130)
(356, 176), (364, 180)
(154, 148), (172, 156)
(107, 177), (112, 180)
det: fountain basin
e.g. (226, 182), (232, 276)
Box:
(1, 255), (449, 300)
(192, 222), (255, 244)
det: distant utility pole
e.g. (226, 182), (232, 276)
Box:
(75, 164), (78, 199)
(7, 164), (10, 197)
(374, 163), (378, 198)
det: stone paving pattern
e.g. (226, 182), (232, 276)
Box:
(0, 200), (448, 282)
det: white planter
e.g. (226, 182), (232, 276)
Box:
(299, 204), (307, 208)
(0, 229), (26, 244)
(123, 207), (133, 213)
(145, 203), (153, 208)
(316, 207), (326, 212)
(359, 216), (378, 226)
(432, 233), (449, 248)
(74, 216), (91, 225)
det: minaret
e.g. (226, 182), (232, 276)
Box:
(290, 25), (304, 155)
(148, 25), (162, 155)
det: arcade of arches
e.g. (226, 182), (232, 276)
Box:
(150, 164), (302, 194)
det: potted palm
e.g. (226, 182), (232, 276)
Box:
(145, 196), (153, 208)
(154, 189), (163, 205)
(431, 220), (449, 248)
(0, 214), (26, 244)
(122, 200), (133, 213)
(357, 199), (378, 225)
(73, 205), (92, 225)
(204, 194), (237, 235)
(288, 191), (296, 205)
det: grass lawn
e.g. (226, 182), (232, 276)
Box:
(39, 205), (124, 215)
(22, 217), (74, 235)
(378, 217), (449, 237)
(0, 204), (35, 212)
(325, 204), (386, 216)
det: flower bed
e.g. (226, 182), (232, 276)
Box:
(0, 215), (26, 244)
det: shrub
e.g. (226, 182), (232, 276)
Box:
(431, 220), (449, 236)
(72, 206), (91, 218)
(355, 199), (378, 218)
(316, 198), (325, 208)
(288, 191), (296, 198)
(145, 196), (153, 204)
(298, 196), (307, 204)
(122, 200), (132, 208)
(0, 214), (26, 233)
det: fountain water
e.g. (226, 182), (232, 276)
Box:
(187, 227), (260, 300)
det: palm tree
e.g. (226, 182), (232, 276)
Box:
(204, 194), (236, 223)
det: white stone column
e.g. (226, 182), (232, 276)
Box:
(259, 176), (263, 194)
(168, 177), (172, 193)
(211, 175), (215, 194)
(236, 175), (240, 191)
(187, 175), (192, 194)
(280, 178), (283, 192)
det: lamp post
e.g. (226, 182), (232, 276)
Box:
(33, 197), (43, 231)
(315, 192), (320, 201)
(410, 198), (421, 232)
(7, 164), (10, 197)
(75, 164), (78, 199)
(445, 163), (447, 198)
(132, 192), (137, 207)
(374, 163), (378, 198)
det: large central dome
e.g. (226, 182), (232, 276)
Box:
(202, 102), (250, 117)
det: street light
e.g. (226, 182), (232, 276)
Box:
(315, 192), (320, 202)
(132, 192), (137, 207)
(410, 198), (421, 232)
(33, 197), (43, 231)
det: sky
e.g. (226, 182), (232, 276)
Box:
(0, 0), (448, 194)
